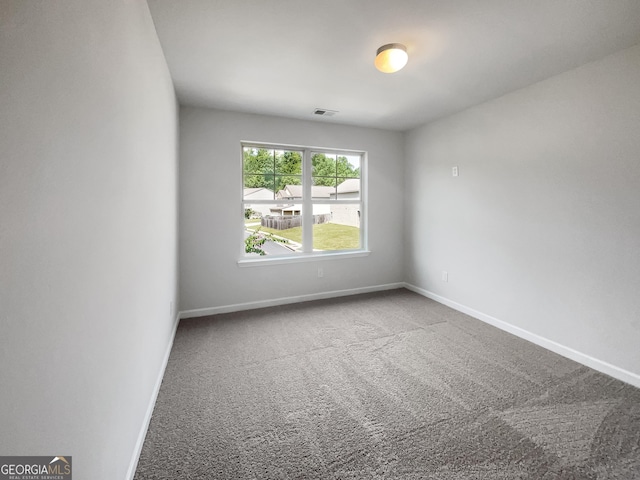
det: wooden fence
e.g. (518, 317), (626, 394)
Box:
(261, 214), (331, 230)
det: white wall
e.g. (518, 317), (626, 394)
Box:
(179, 108), (404, 312)
(405, 44), (640, 383)
(0, 2), (178, 479)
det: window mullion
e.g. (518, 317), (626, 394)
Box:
(302, 149), (313, 253)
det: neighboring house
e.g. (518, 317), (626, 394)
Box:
(276, 184), (335, 200)
(243, 187), (274, 217)
(331, 178), (360, 199)
(271, 185), (333, 216)
(330, 179), (361, 227)
(269, 182), (361, 227)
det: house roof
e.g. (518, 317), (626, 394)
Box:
(244, 187), (272, 194)
(336, 179), (360, 194)
(277, 185), (335, 199)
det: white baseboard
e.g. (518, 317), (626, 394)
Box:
(180, 282), (405, 319)
(126, 312), (181, 480)
(404, 283), (640, 389)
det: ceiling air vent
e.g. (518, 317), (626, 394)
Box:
(313, 108), (338, 117)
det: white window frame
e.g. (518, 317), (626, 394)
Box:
(238, 141), (369, 267)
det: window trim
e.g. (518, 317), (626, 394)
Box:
(237, 249), (371, 267)
(239, 141), (368, 265)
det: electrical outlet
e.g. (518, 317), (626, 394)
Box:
(452, 166), (459, 177)
(318, 267), (324, 278)
(442, 271), (448, 282)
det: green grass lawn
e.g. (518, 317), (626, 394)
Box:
(247, 222), (359, 250)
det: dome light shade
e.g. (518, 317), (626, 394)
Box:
(374, 43), (408, 73)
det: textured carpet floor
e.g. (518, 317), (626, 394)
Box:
(134, 289), (640, 479)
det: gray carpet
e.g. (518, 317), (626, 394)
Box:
(134, 289), (640, 479)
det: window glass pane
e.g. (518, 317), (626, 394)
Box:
(244, 174), (275, 191)
(312, 153), (337, 178)
(312, 177), (337, 187)
(312, 203), (361, 251)
(338, 154), (360, 178)
(244, 209), (303, 257)
(244, 174), (275, 193)
(275, 175), (302, 196)
(276, 183), (303, 200)
(275, 150), (302, 175)
(311, 180), (335, 199)
(312, 153), (360, 195)
(243, 147), (275, 174)
(336, 178), (360, 200)
(243, 173), (275, 216)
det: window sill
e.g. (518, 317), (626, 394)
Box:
(237, 250), (370, 267)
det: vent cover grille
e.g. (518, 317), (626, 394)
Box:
(313, 108), (338, 116)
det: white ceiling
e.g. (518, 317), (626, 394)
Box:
(147, 0), (640, 131)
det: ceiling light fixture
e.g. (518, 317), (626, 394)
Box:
(374, 43), (408, 73)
